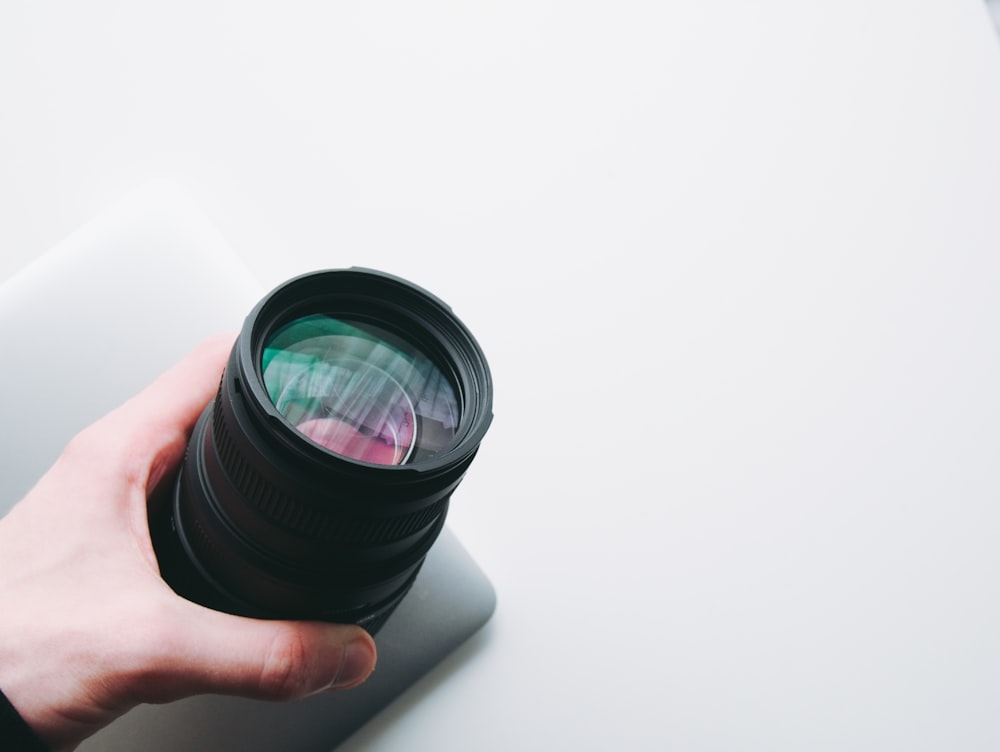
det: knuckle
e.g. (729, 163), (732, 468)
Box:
(59, 424), (102, 464)
(258, 628), (313, 699)
(60, 420), (124, 470)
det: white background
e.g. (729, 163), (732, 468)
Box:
(3, 2), (1000, 750)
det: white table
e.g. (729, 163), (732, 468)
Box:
(2, 3), (1000, 750)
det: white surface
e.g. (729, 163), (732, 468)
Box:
(2, 2), (1000, 750)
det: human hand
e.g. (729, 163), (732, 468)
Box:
(0, 335), (377, 752)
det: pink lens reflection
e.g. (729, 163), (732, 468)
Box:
(296, 416), (414, 465)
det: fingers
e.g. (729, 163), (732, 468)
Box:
(76, 334), (235, 492)
(143, 607), (377, 703)
(126, 333), (235, 491)
(121, 333), (235, 432)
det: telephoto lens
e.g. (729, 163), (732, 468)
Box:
(150, 269), (493, 635)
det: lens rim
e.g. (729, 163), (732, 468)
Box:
(237, 268), (492, 475)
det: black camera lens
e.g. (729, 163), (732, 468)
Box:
(151, 269), (493, 634)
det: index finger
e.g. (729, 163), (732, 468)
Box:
(98, 333), (235, 491)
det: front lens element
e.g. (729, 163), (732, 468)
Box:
(262, 315), (459, 465)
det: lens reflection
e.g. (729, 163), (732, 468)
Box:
(262, 315), (459, 465)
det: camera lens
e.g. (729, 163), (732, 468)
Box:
(150, 269), (493, 634)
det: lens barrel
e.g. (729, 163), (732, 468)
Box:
(151, 269), (493, 634)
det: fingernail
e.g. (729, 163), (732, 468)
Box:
(331, 637), (376, 689)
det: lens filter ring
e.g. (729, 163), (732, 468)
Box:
(243, 268), (492, 476)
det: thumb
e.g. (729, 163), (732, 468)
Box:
(145, 606), (377, 703)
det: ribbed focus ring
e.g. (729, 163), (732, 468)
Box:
(211, 401), (447, 545)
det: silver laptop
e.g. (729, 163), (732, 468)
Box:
(0, 182), (496, 751)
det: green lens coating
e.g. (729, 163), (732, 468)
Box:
(262, 314), (459, 465)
